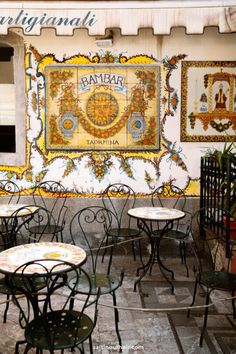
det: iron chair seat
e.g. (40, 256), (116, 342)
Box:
(196, 270), (236, 292)
(152, 228), (188, 240)
(108, 227), (140, 238)
(70, 273), (123, 295)
(27, 224), (64, 236)
(25, 310), (94, 351)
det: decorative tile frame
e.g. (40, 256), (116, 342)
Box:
(181, 61), (236, 142)
(45, 64), (160, 151)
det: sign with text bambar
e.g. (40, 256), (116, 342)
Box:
(45, 65), (160, 151)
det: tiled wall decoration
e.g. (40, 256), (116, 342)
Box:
(181, 61), (236, 142)
(45, 64), (160, 151)
(0, 48), (199, 197)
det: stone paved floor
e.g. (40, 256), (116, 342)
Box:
(0, 250), (236, 353)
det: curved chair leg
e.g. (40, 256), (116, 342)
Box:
(179, 241), (189, 277)
(89, 335), (93, 353)
(200, 291), (210, 347)
(187, 280), (198, 318)
(101, 235), (109, 263)
(15, 340), (31, 354)
(148, 249), (156, 276)
(111, 291), (122, 352)
(232, 290), (236, 318)
(138, 239), (144, 266)
(3, 294), (10, 323)
(23, 342), (33, 354)
(131, 239), (136, 261)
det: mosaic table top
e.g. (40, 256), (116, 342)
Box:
(0, 242), (87, 275)
(128, 207), (185, 221)
(0, 204), (39, 218)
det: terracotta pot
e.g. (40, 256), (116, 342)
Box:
(223, 216), (236, 273)
(229, 217), (236, 241)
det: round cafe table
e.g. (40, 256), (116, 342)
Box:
(0, 204), (39, 248)
(0, 242), (87, 275)
(128, 206), (185, 293)
(0, 204), (39, 218)
(0, 242), (87, 328)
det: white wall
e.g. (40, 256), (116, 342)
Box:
(0, 27), (235, 196)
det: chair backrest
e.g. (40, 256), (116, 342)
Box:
(0, 179), (20, 204)
(10, 260), (97, 340)
(190, 207), (235, 273)
(70, 206), (119, 275)
(10, 205), (58, 243)
(32, 181), (68, 227)
(151, 184), (186, 210)
(102, 183), (136, 228)
(0, 204), (39, 249)
(151, 184), (188, 231)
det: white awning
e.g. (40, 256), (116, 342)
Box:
(0, 1), (236, 35)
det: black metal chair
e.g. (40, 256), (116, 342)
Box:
(102, 183), (142, 260)
(10, 259), (99, 354)
(17, 204), (62, 243)
(30, 181), (68, 242)
(0, 180), (21, 249)
(0, 179), (21, 204)
(187, 207), (236, 347)
(151, 184), (191, 276)
(69, 206), (124, 351)
(0, 205), (45, 323)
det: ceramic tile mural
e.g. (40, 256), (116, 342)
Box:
(45, 65), (160, 151)
(181, 61), (236, 142)
(0, 48), (200, 197)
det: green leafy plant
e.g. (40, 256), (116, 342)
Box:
(203, 140), (236, 218)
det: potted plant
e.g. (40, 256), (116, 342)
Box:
(201, 138), (236, 250)
(202, 140), (236, 219)
(201, 140), (236, 272)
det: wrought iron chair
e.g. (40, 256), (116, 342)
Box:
(187, 207), (236, 347)
(18, 204), (63, 243)
(0, 179), (21, 204)
(102, 183), (142, 260)
(10, 259), (99, 354)
(69, 206), (124, 351)
(0, 179), (21, 249)
(30, 181), (68, 242)
(151, 184), (191, 276)
(0, 213), (16, 250)
(0, 205), (44, 323)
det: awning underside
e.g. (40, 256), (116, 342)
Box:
(0, 1), (235, 35)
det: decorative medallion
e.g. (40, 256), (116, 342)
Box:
(86, 93), (119, 126)
(59, 112), (78, 138)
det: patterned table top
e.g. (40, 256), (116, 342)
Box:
(128, 207), (185, 221)
(0, 242), (87, 275)
(0, 204), (39, 218)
